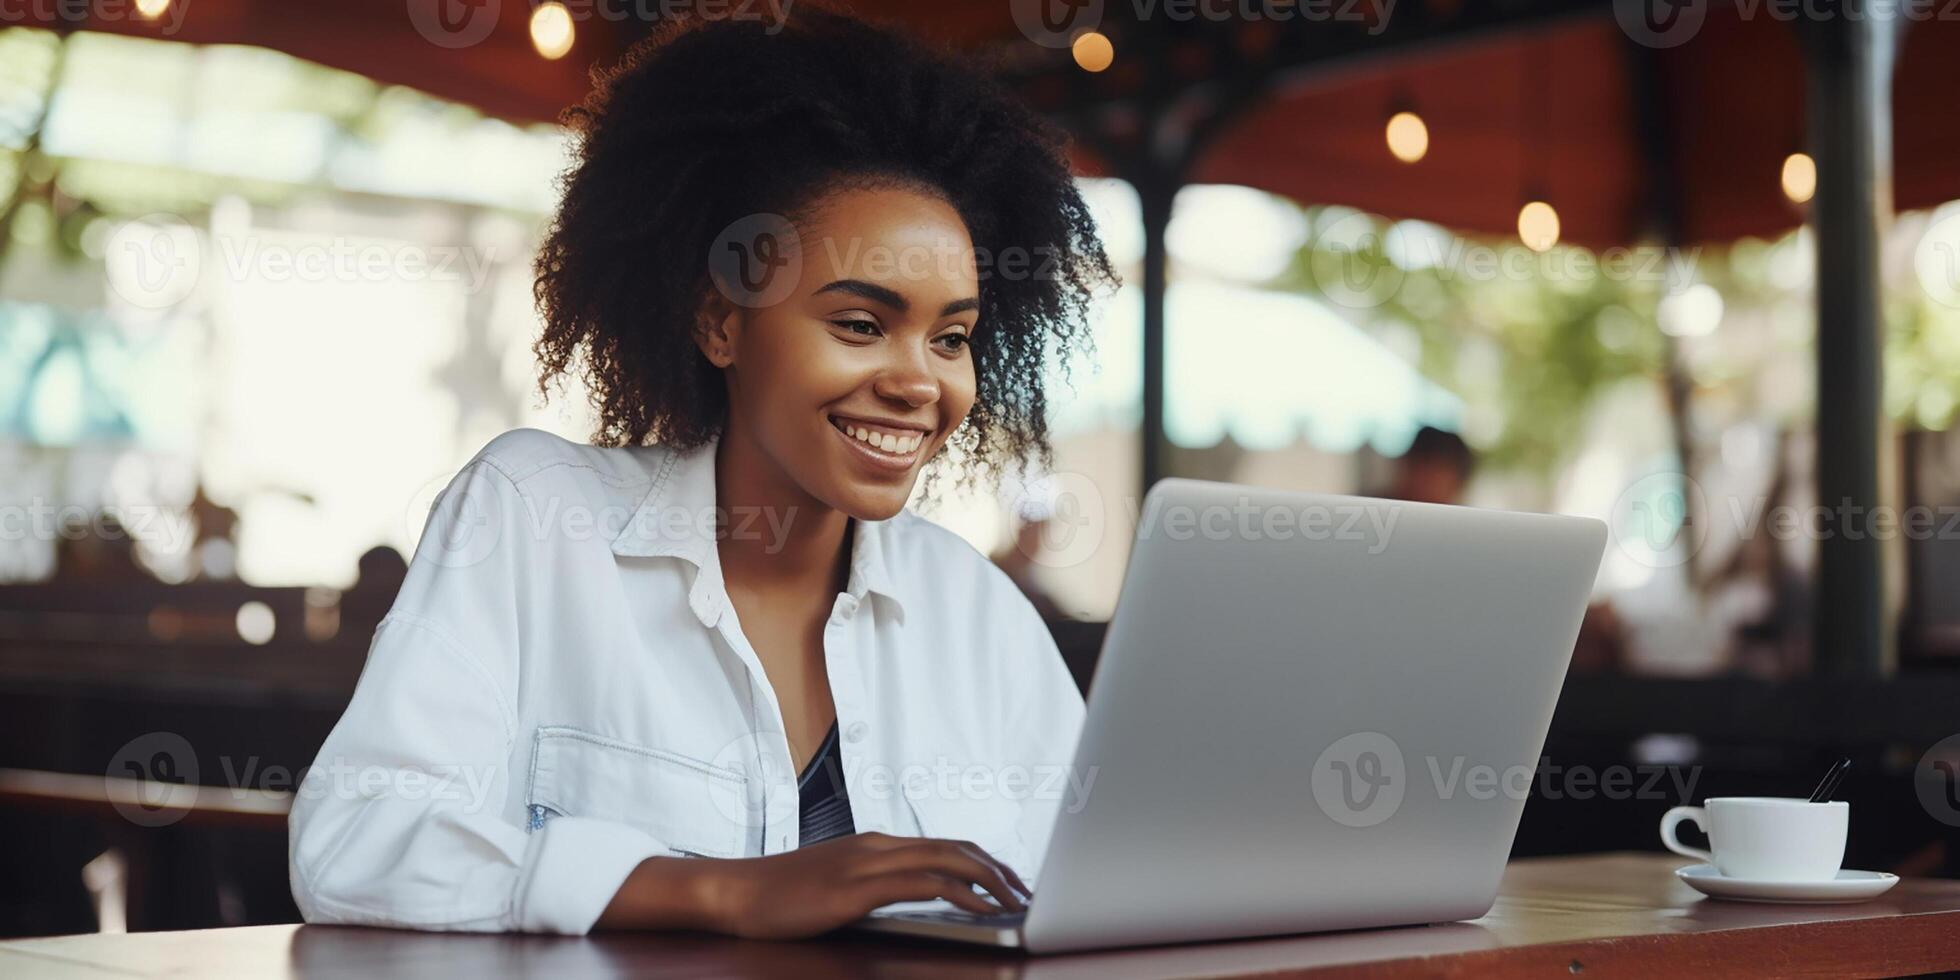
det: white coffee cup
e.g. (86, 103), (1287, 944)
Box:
(1659, 796), (1848, 882)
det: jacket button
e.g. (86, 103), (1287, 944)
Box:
(845, 722), (869, 743)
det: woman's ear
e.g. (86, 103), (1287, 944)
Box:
(693, 292), (740, 368)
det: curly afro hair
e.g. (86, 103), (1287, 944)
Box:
(532, 5), (1117, 486)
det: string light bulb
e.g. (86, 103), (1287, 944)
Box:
(1072, 31), (1113, 72)
(1781, 152), (1816, 204)
(1518, 200), (1561, 252)
(1385, 111), (1429, 164)
(530, 2), (575, 60)
(135, 0), (169, 19)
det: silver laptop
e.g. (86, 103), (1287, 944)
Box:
(858, 477), (1607, 953)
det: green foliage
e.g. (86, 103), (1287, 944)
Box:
(1278, 206), (1960, 483)
(1275, 208), (1677, 475)
(1886, 299), (1960, 431)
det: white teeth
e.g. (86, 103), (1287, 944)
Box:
(837, 420), (923, 456)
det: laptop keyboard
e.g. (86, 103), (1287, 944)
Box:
(880, 908), (1027, 927)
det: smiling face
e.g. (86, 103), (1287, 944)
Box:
(696, 184), (981, 520)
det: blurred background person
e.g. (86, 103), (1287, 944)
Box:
(1376, 425), (1476, 506)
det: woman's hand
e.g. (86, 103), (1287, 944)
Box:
(597, 832), (1030, 939)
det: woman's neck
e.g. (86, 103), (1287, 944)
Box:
(712, 427), (852, 600)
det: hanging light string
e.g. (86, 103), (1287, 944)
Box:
(1386, 89), (1428, 164)
(1516, 34), (1561, 251)
(531, 2), (575, 60)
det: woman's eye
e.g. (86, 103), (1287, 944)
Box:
(936, 332), (971, 352)
(832, 319), (880, 337)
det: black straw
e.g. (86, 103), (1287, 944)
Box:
(1808, 757), (1851, 803)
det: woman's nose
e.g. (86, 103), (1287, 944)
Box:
(871, 345), (941, 408)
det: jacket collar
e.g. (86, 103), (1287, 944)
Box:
(610, 436), (906, 628)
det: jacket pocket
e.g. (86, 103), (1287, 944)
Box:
(527, 726), (751, 858)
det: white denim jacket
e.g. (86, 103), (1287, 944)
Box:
(287, 428), (1086, 935)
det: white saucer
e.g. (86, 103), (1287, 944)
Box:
(1675, 863), (1899, 904)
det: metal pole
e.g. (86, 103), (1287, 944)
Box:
(1139, 174), (1173, 496)
(1800, 2), (1900, 676)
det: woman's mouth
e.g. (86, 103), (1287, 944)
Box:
(829, 415), (927, 472)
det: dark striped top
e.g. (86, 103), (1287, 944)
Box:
(797, 721), (855, 846)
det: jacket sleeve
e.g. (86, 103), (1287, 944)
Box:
(287, 458), (666, 934)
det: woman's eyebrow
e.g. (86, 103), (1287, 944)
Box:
(815, 279), (979, 317)
(815, 279), (908, 310)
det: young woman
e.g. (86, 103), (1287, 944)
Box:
(287, 8), (1115, 938)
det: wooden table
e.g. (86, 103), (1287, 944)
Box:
(4, 853), (1958, 978)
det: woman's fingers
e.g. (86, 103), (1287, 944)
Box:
(962, 842), (1031, 898)
(849, 832), (1026, 894)
(1005, 864), (1031, 898)
(860, 839), (1025, 911)
(856, 871), (1005, 917)
(941, 839), (1031, 901)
